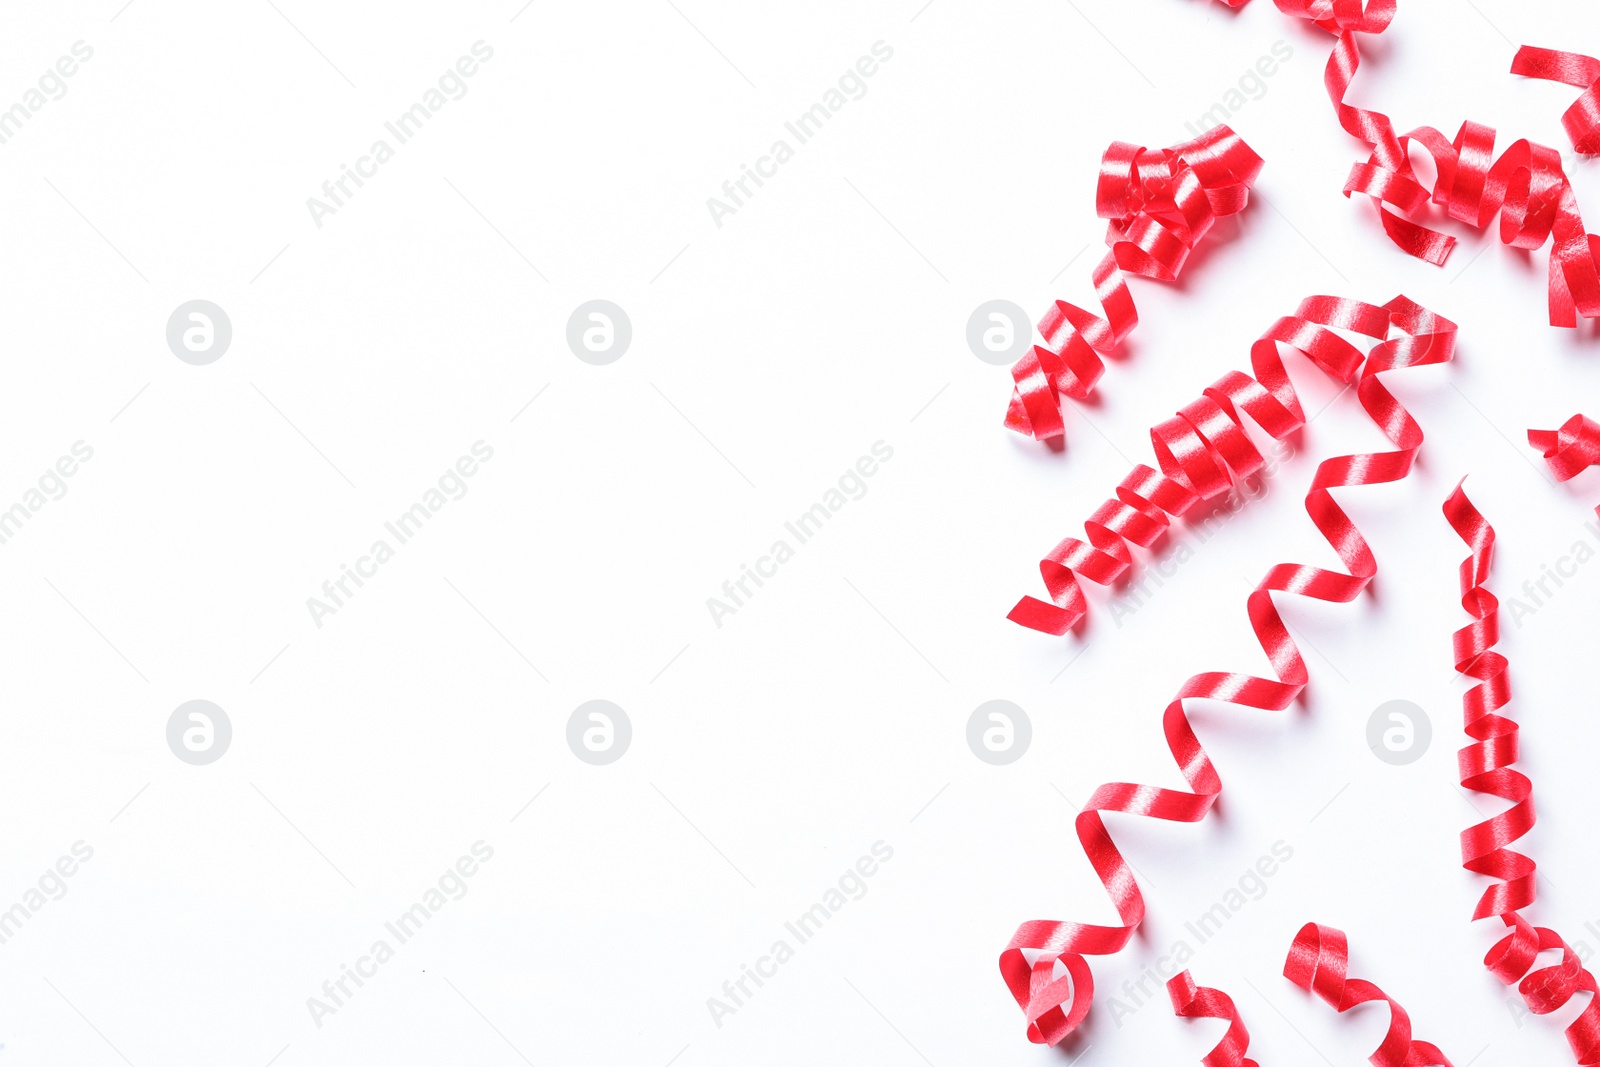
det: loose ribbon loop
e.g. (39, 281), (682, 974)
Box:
(999, 297), (1456, 1045)
(1168, 971), (1258, 1067)
(1513, 47), (1600, 155)
(1284, 923), (1453, 1067)
(1529, 414), (1600, 482)
(1005, 126), (1263, 442)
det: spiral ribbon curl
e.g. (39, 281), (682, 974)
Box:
(999, 296), (1456, 1044)
(1445, 484), (1600, 1065)
(1529, 414), (1600, 484)
(1011, 293), (1413, 634)
(1284, 923), (1452, 1067)
(1271, 0), (1600, 325)
(1004, 126), (1263, 442)
(1168, 971), (1258, 1067)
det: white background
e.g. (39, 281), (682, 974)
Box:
(1, 0), (1599, 1064)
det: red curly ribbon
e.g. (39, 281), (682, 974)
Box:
(1168, 971), (1258, 1067)
(1445, 484), (1600, 1064)
(1273, 0), (1600, 325)
(1012, 294), (1386, 635)
(1005, 126), (1263, 442)
(1284, 922), (1453, 1067)
(1446, 485), (1536, 921)
(998, 296), (1456, 1044)
(1530, 414), (1600, 483)
(1513, 47), (1600, 155)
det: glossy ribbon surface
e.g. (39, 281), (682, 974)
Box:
(1284, 922), (1453, 1066)
(1272, 0), (1600, 326)
(1168, 971), (1258, 1067)
(999, 296), (1456, 1043)
(1012, 294), (1393, 634)
(1005, 126), (1263, 442)
(1445, 485), (1600, 1064)
(1512, 47), (1600, 155)
(1530, 414), (1600, 483)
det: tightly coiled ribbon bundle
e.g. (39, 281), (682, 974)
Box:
(1445, 485), (1600, 1064)
(1284, 923), (1453, 1066)
(1013, 294), (1404, 635)
(1168, 971), (1258, 1067)
(1530, 414), (1600, 484)
(998, 296), (1456, 1043)
(1005, 126), (1263, 442)
(1273, 0), (1600, 326)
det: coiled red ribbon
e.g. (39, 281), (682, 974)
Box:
(1011, 294), (1421, 634)
(999, 296), (1456, 1043)
(1284, 923), (1453, 1066)
(1514, 48), (1600, 156)
(1530, 414), (1600, 483)
(1168, 971), (1258, 1067)
(1445, 484), (1600, 1064)
(1005, 126), (1263, 442)
(1272, 0), (1600, 325)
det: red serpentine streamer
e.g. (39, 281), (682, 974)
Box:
(1012, 293), (1389, 635)
(1284, 922), (1452, 1066)
(1530, 414), (1600, 485)
(1514, 48), (1600, 157)
(1270, 0), (1600, 326)
(1004, 126), (1263, 442)
(999, 296), (1456, 1044)
(1445, 484), (1600, 1064)
(1168, 971), (1259, 1067)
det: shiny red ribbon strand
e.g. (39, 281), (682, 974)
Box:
(1012, 294), (1386, 635)
(1168, 971), (1259, 1067)
(1284, 922), (1453, 1067)
(1004, 126), (1264, 442)
(998, 297), (1456, 1045)
(1272, 1), (1600, 326)
(1530, 414), (1600, 485)
(1513, 48), (1600, 156)
(1445, 484), (1600, 1064)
